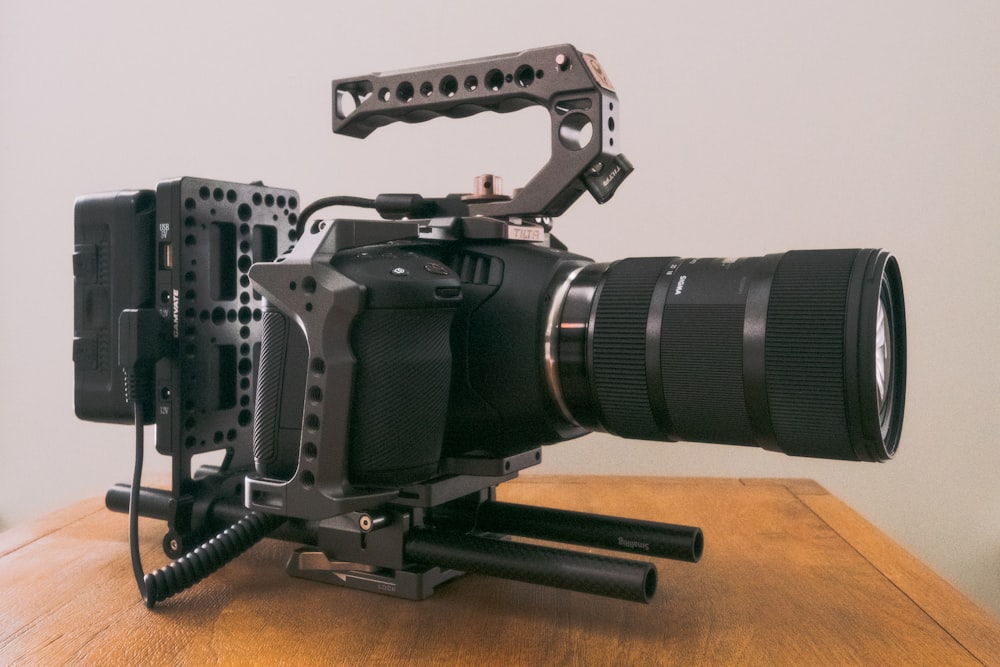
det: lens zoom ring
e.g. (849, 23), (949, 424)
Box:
(765, 250), (855, 458)
(591, 259), (668, 439)
(661, 303), (752, 443)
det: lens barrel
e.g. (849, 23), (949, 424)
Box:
(547, 249), (905, 462)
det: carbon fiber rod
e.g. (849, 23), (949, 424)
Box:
(404, 528), (656, 603)
(474, 501), (703, 563)
(106, 484), (172, 520)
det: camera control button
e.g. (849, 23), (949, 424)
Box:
(423, 262), (450, 276)
(390, 267), (409, 277)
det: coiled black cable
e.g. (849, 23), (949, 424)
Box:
(129, 400), (285, 608)
(142, 511), (285, 608)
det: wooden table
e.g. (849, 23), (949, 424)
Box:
(2, 476), (998, 664)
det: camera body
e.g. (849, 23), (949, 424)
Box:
(246, 219), (596, 519)
(74, 44), (906, 604)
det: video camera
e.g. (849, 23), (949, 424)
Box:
(73, 45), (906, 607)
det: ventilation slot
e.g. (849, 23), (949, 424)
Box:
(455, 254), (503, 286)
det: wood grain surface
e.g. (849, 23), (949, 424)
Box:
(2, 476), (997, 665)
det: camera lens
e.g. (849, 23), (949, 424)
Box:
(546, 249), (906, 462)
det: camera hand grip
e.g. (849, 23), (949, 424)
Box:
(332, 44), (632, 217)
(252, 307), (306, 480)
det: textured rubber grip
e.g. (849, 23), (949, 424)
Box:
(347, 309), (452, 486)
(589, 258), (673, 440)
(765, 250), (861, 459)
(252, 309), (290, 475)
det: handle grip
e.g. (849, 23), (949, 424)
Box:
(252, 306), (307, 480)
(333, 45), (611, 134)
(332, 44), (632, 218)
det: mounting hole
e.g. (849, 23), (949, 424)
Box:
(558, 113), (594, 151)
(301, 471), (315, 488)
(485, 69), (504, 91)
(464, 75), (478, 92)
(335, 85), (372, 118)
(515, 64), (534, 87)
(238, 203), (252, 221)
(396, 81), (414, 102)
(420, 81), (433, 97)
(311, 358), (326, 375)
(440, 75), (458, 97)
(308, 386), (322, 404)
(336, 90), (357, 118)
(305, 414), (320, 432)
(304, 442), (318, 460)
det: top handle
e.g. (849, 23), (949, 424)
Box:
(331, 44), (632, 219)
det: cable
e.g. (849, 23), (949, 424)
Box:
(128, 401), (148, 600)
(141, 512), (285, 608)
(121, 311), (285, 608)
(127, 399), (285, 608)
(294, 195), (377, 240)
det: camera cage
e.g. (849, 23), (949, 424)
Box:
(89, 45), (706, 606)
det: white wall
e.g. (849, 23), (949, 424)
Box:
(1, 1), (997, 616)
